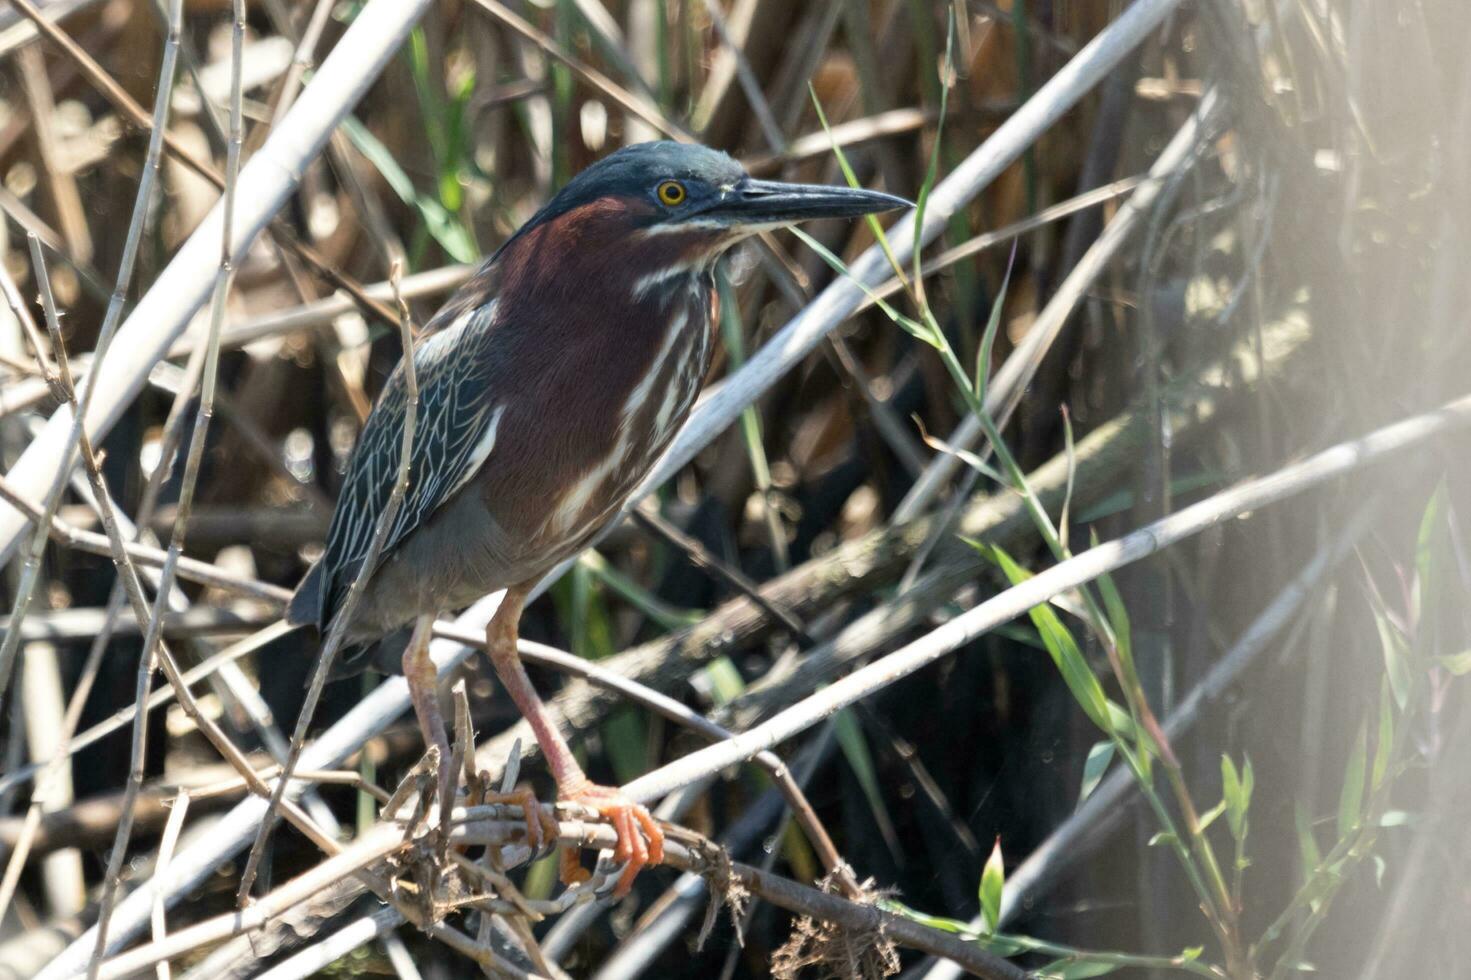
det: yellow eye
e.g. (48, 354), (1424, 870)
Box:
(657, 180), (687, 206)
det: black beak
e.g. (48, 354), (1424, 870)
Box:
(702, 177), (910, 226)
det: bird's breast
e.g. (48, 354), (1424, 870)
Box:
(536, 270), (715, 549)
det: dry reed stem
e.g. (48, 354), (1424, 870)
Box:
(621, 393), (1471, 803)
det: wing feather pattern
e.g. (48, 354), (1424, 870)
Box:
(309, 301), (502, 629)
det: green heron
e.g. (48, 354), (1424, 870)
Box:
(287, 141), (906, 893)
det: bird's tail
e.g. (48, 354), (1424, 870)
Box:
(285, 561), (325, 630)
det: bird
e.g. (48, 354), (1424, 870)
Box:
(286, 140), (907, 895)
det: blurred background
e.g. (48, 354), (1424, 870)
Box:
(0, 0), (1468, 977)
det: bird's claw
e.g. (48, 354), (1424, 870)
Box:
(483, 787), (560, 858)
(559, 783), (664, 897)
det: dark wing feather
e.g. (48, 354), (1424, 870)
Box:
(308, 299), (502, 629)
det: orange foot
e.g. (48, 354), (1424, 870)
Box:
(558, 783), (664, 897)
(483, 787), (560, 856)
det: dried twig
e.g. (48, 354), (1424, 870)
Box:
(237, 260), (422, 903)
(0, 0), (436, 558)
(895, 89), (1223, 521)
(87, 1), (244, 965)
(95, 811), (1023, 980)
(149, 791), (189, 980)
(31, 5), (1199, 970)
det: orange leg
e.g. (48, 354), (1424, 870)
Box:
(485, 584), (664, 896)
(402, 614), (453, 819)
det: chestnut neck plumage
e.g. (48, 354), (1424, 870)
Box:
(480, 194), (722, 556)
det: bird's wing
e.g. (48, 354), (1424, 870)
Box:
(311, 299), (503, 628)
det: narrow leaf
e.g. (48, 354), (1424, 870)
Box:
(1337, 723), (1368, 840)
(980, 838), (1004, 935)
(1372, 676), (1394, 790)
(788, 227), (938, 347)
(1037, 960), (1119, 979)
(1437, 649), (1471, 675)
(1198, 799), (1228, 834)
(975, 242), (1016, 403)
(342, 116), (477, 262)
(1294, 802), (1321, 881)
(984, 544), (1111, 732)
(1222, 754), (1252, 840)
(1414, 481), (1450, 616)
(1372, 607), (1413, 711)
(1092, 539), (1135, 677)
(1078, 740), (1114, 806)
(833, 709), (902, 859)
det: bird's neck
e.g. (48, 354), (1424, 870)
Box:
(496, 198), (721, 317)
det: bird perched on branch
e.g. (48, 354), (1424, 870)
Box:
(288, 141), (906, 894)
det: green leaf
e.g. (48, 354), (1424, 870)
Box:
(1337, 723), (1368, 840)
(1148, 831), (1179, 848)
(1372, 676), (1395, 790)
(1294, 802), (1321, 883)
(918, 428), (1008, 485)
(787, 227), (939, 348)
(602, 707), (647, 787)
(1414, 481), (1449, 610)
(1372, 606), (1413, 711)
(982, 544), (1112, 733)
(809, 87), (909, 287)
(578, 550), (703, 631)
(1094, 562), (1135, 683)
(980, 838), (1004, 935)
(701, 656), (746, 706)
(1222, 754), (1253, 841)
(1438, 649), (1471, 675)
(974, 244), (1014, 403)
(1037, 960), (1118, 979)
(1104, 701), (1140, 743)
(1221, 756), (1241, 812)
(1198, 799), (1228, 834)
(833, 710), (901, 858)
(880, 899), (970, 935)
(1078, 740), (1114, 806)
(342, 116), (477, 263)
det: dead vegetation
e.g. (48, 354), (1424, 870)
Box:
(0, 0), (1469, 978)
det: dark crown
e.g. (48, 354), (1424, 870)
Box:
(517, 142), (744, 233)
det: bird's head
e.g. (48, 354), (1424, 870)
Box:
(498, 142), (909, 277)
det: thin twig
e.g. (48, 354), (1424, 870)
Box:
(31, 6), (1198, 968)
(86, 0), (243, 966)
(0, 477), (290, 601)
(0, 0), (437, 560)
(96, 813), (1024, 980)
(470, 0), (688, 141)
(0, 0), (185, 699)
(150, 792), (189, 980)
(630, 505), (815, 644)
(237, 259), (422, 903)
(2, 0), (401, 330)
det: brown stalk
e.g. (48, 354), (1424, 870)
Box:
(5, 0), (402, 330)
